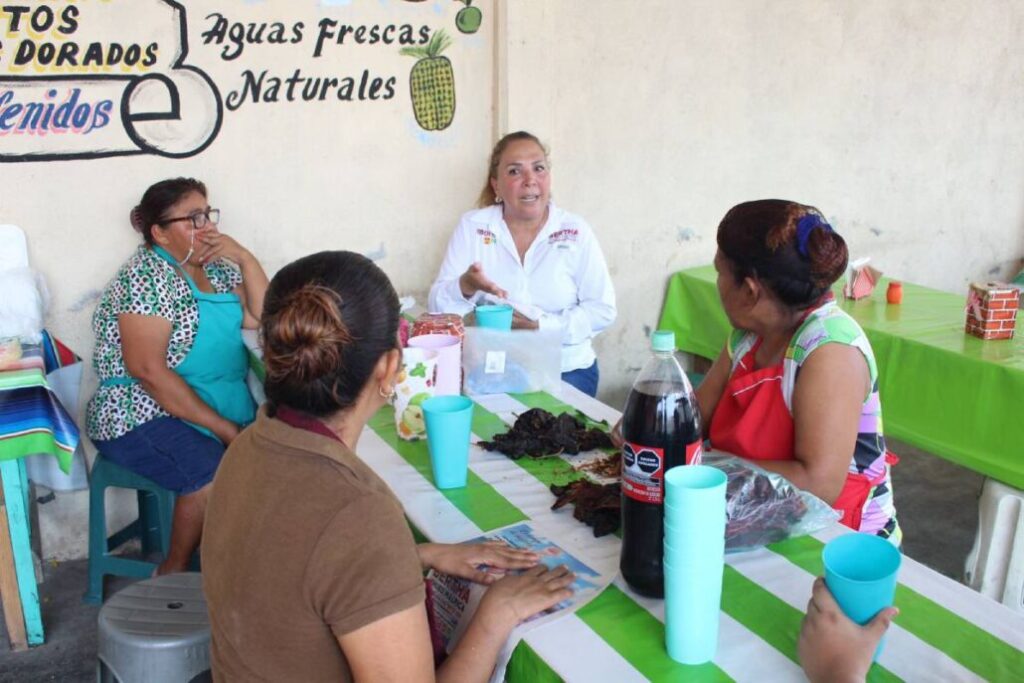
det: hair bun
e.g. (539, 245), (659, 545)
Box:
(263, 285), (353, 385)
(129, 206), (144, 233)
(806, 228), (848, 287)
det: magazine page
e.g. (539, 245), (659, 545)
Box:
(427, 521), (611, 682)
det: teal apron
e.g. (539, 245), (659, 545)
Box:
(103, 247), (256, 442)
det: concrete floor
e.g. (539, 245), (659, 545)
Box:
(0, 439), (988, 681)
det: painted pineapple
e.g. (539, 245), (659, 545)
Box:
(400, 30), (456, 131)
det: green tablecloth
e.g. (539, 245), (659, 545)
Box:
(658, 265), (1024, 488)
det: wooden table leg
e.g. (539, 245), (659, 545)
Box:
(0, 460), (43, 647)
(0, 490), (28, 651)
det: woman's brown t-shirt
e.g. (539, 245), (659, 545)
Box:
(202, 407), (425, 682)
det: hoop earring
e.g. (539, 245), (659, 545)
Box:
(495, 196), (503, 204)
(378, 384), (396, 404)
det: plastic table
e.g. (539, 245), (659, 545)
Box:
(658, 265), (1024, 488)
(0, 336), (81, 650)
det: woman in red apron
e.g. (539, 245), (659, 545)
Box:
(698, 200), (899, 540)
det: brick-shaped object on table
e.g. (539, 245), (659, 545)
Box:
(966, 281), (1019, 341)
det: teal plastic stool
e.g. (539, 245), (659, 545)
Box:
(84, 454), (176, 604)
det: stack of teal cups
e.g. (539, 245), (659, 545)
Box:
(663, 465), (728, 665)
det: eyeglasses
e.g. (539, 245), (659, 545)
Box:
(158, 208), (220, 230)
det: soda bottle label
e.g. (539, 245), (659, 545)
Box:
(621, 441), (664, 503)
(621, 440), (704, 503)
(687, 440), (703, 466)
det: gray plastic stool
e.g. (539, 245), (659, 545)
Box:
(97, 572), (211, 683)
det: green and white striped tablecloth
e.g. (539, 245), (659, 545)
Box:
(243, 332), (1024, 681)
(357, 383), (1024, 682)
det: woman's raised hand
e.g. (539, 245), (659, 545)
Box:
(459, 262), (508, 300)
(196, 228), (253, 266)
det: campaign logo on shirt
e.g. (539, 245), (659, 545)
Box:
(548, 228), (581, 244)
(548, 227), (579, 249)
(476, 228), (496, 245)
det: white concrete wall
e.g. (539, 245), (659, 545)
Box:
(2, 0), (497, 559)
(503, 0), (1024, 407)
(3, 0), (1024, 559)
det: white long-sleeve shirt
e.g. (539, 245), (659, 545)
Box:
(428, 203), (617, 372)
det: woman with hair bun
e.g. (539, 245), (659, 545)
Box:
(616, 200), (899, 541)
(86, 177), (268, 575)
(706, 200), (898, 540)
(202, 251), (575, 682)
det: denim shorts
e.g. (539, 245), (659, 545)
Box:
(91, 417), (225, 495)
(562, 360), (599, 397)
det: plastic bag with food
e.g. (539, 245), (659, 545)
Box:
(703, 452), (841, 553)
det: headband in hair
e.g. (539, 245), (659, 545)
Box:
(129, 206), (144, 233)
(795, 214), (832, 257)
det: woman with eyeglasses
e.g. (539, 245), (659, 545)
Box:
(86, 177), (268, 575)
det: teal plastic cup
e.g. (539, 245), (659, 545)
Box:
(475, 304), (514, 330)
(662, 465), (727, 665)
(422, 395), (475, 489)
(663, 524), (729, 561)
(664, 465), (727, 511)
(822, 533), (902, 660)
(663, 559), (724, 665)
(663, 534), (724, 565)
(664, 466), (728, 538)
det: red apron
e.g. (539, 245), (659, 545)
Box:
(708, 342), (895, 531)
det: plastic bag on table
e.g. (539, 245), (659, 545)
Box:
(0, 267), (50, 343)
(461, 327), (561, 395)
(703, 451), (840, 553)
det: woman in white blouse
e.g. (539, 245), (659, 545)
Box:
(428, 131), (617, 397)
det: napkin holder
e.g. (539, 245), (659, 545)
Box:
(843, 258), (882, 301)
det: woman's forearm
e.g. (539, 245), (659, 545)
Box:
(436, 609), (511, 683)
(137, 366), (237, 443)
(237, 251), (269, 325)
(754, 458), (843, 505)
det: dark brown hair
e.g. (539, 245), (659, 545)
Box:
(261, 251), (400, 416)
(131, 177), (207, 246)
(716, 199), (848, 308)
(477, 131), (549, 207)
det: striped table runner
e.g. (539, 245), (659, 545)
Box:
(356, 383), (1024, 682)
(0, 368), (79, 472)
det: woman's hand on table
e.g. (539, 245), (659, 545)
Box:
(436, 565), (575, 682)
(416, 541), (539, 584)
(195, 228), (254, 266)
(477, 564), (575, 631)
(459, 262), (508, 300)
(798, 577), (897, 683)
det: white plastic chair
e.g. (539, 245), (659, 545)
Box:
(965, 479), (1024, 612)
